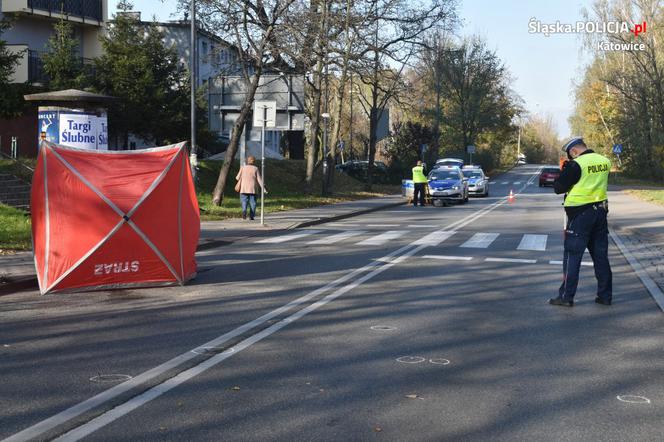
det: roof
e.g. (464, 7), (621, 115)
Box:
(24, 89), (117, 103)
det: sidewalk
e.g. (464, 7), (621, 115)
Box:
(0, 195), (405, 294)
(607, 188), (664, 309)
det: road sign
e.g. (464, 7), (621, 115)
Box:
(338, 140), (345, 151)
(466, 145), (476, 154)
(253, 101), (277, 128)
(420, 144), (428, 155)
(612, 144), (623, 154)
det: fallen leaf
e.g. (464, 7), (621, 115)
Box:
(231, 386), (241, 391)
(374, 426), (382, 432)
(405, 394), (418, 399)
(319, 388), (325, 392)
(159, 426), (167, 431)
(177, 401), (183, 407)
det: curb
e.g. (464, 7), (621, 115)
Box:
(1, 198), (406, 295)
(292, 200), (406, 228)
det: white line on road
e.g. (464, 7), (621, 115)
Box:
(413, 230), (456, 246)
(513, 181), (522, 185)
(257, 230), (323, 244)
(8, 172), (531, 442)
(485, 257), (537, 264)
(406, 224), (439, 228)
(366, 224), (401, 227)
(307, 230), (367, 245)
(358, 230), (407, 246)
(609, 228), (664, 312)
(549, 260), (594, 267)
(460, 232), (500, 248)
(422, 255), (473, 261)
(517, 234), (548, 251)
(53, 243), (428, 442)
(501, 181), (509, 185)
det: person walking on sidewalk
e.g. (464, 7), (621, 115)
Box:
(549, 137), (612, 307)
(235, 156), (266, 220)
(412, 160), (428, 207)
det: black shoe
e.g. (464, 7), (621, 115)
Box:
(549, 297), (574, 307)
(242, 213), (247, 220)
(595, 297), (612, 305)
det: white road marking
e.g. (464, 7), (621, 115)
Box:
(366, 224), (400, 227)
(501, 181), (509, 185)
(422, 255), (473, 261)
(609, 228), (664, 312)
(549, 260), (594, 267)
(517, 234), (548, 251)
(460, 232), (500, 248)
(513, 181), (522, 185)
(413, 230), (456, 246)
(485, 257), (537, 264)
(327, 223), (361, 228)
(257, 230), (322, 244)
(55, 242), (428, 442)
(406, 224), (438, 228)
(358, 230), (407, 246)
(307, 230), (367, 245)
(9, 176), (519, 442)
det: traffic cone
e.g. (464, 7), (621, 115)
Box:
(508, 189), (515, 203)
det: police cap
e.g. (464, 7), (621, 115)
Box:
(562, 137), (586, 153)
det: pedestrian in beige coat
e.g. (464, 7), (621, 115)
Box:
(235, 156), (266, 220)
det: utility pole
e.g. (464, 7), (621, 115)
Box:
(260, 106), (267, 226)
(189, 0), (197, 180)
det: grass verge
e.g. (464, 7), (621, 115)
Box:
(625, 189), (664, 208)
(197, 159), (400, 220)
(0, 204), (31, 251)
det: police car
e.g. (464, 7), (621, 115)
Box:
(462, 166), (489, 197)
(427, 166), (469, 205)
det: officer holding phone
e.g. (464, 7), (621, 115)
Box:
(549, 137), (613, 307)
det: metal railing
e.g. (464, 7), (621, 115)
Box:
(27, 0), (103, 22)
(28, 50), (96, 84)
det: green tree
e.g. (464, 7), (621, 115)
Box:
(385, 121), (434, 177)
(94, 3), (199, 148)
(42, 17), (87, 90)
(0, 17), (25, 117)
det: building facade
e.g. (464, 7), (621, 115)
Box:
(1, 0), (107, 84)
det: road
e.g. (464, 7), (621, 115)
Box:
(1, 165), (662, 441)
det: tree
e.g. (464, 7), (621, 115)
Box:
(385, 120), (433, 175)
(0, 17), (24, 118)
(95, 2), (192, 148)
(42, 17), (87, 90)
(188, 0), (299, 205)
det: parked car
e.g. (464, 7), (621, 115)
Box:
(428, 166), (469, 205)
(539, 167), (561, 187)
(435, 157), (464, 168)
(336, 160), (389, 183)
(462, 167), (489, 197)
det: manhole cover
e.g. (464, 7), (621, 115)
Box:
(617, 395), (651, 404)
(396, 356), (425, 364)
(429, 358), (451, 365)
(192, 346), (235, 355)
(89, 374), (132, 383)
(370, 325), (397, 331)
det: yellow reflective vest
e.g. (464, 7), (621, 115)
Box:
(412, 165), (427, 183)
(564, 152), (611, 207)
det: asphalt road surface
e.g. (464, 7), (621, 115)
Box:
(1, 165), (662, 441)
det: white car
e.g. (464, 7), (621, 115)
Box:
(462, 168), (489, 197)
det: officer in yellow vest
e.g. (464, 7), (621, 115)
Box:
(412, 160), (428, 207)
(549, 137), (612, 307)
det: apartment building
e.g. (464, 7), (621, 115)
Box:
(1, 0), (107, 84)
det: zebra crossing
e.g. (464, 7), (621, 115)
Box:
(258, 229), (555, 251)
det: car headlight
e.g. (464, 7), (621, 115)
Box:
(452, 185), (460, 190)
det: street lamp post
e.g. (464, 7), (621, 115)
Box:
(189, 0), (197, 181)
(322, 112), (330, 194)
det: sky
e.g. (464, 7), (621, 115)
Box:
(112, 0), (594, 137)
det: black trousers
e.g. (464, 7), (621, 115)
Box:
(559, 204), (612, 301)
(413, 183), (426, 206)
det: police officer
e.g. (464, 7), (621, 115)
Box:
(412, 160), (427, 207)
(549, 137), (612, 307)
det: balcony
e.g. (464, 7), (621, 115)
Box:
(2, 0), (104, 24)
(28, 50), (96, 85)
